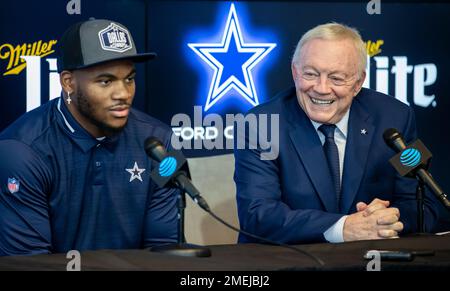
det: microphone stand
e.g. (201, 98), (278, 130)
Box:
(416, 179), (425, 233)
(410, 158), (437, 236)
(150, 189), (211, 257)
(411, 158), (440, 235)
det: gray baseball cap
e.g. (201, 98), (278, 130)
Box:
(57, 19), (156, 72)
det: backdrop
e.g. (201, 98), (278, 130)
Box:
(1, 0), (449, 230)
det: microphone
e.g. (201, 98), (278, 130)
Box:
(383, 128), (450, 208)
(144, 137), (325, 266)
(383, 128), (407, 150)
(144, 137), (210, 211)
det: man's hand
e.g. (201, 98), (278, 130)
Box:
(343, 198), (403, 241)
(356, 198), (390, 214)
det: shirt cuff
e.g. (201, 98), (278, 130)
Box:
(323, 215), (348, 243)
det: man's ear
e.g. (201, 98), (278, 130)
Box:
(354, 71), (366, 96)
(60, 71), (75, 94)
(291, 62), (299, 82)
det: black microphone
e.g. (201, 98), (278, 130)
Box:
(383, 128), (407, 150)
(383, 128), (450, 208)
(144, 137), (210, 211)
(144, 137), (325, 266)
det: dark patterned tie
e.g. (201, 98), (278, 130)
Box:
(319, 124), (341, 211)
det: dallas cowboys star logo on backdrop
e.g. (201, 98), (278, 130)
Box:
(125, 161), (146, 182)
(188, 3), (276, 111)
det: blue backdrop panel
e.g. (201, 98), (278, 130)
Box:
(1, 0), (449, 229)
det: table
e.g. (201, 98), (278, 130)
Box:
(0, 234), (449, 271)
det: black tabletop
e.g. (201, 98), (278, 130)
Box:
(0, 234), (449, 271)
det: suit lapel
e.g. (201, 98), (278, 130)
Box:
(286, 97), (338, 213)
(340, 98), (375, 214)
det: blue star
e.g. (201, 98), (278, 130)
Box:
(188, 4), (276, 111)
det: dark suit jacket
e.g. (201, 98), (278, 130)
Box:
(234, 87), (439, 244)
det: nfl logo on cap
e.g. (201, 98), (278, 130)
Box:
(7, 177), (20, 194)
(98, 23), (133, 53)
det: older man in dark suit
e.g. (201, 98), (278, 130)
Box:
(234, 23), (439, 244)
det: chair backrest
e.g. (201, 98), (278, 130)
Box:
(185, 153), (239, 245)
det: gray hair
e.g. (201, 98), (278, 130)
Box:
(291, 22), (367, 79)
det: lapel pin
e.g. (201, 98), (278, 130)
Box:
(360, 129), (368, 135)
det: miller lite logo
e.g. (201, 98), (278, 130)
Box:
(7, 177), (20, 194)
(98, 23), (133, 53)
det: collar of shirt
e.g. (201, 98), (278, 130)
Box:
(310, 108), (350, 140)
(55, 97), (120, 153)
